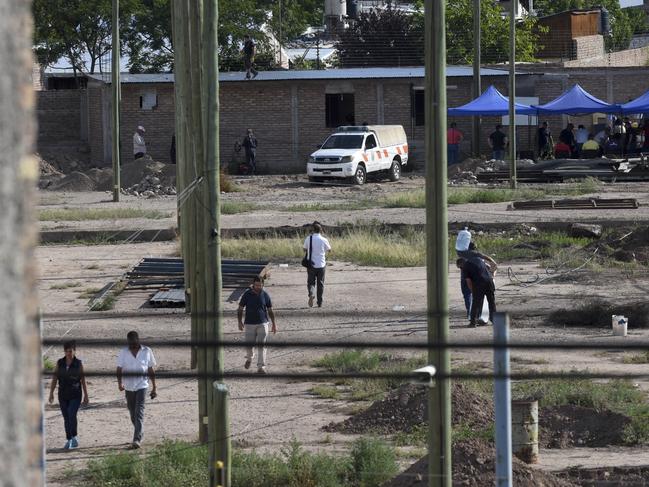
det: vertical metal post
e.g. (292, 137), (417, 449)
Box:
(424, 1), (451, 486)
(508, 0), (517, 189)
(493, 312), (513, 487)
(111, 0), (121, 201)
(472, 0), (481, 157)
(211, 384), (230, 487)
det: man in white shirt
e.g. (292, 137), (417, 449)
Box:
(575, 124), (589, 157)
(116, 331), (157, 449)
(133, 126), (147, 160)
(303, 221), (332, 308)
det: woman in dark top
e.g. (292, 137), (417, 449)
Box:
(48, 341), (89, 450)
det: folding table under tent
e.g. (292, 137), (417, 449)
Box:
(620, 90), (649, 115)
(532, 84), (621, 115)
(447, 85), (537, 116)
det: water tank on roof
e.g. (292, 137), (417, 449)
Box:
(600, 7), (611, 36)
(325, 0), (347, 18)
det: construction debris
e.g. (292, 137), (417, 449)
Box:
(570, 223), (603, 239)
(509, 198), (639, 211)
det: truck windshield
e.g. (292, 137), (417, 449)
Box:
(321, 134), (364, 149)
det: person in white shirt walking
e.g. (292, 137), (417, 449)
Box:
(303, 221), (331, 308)
(116, 331), (157, 449)
(133, 126), (147, 160)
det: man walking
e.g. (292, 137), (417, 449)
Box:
(116, 331), (157, 449)
(241, 128), (258, 175)
(447, 122), (463, 165)
(303, 221), (331, 308)
(242, 34), (258, 80)
(458, 256), (496, 328)
(238, 277), (277, 374)
(133, 126), (147, 160)
(487, 124), (507, 161)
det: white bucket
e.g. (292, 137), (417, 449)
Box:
(612, 315), (628, 337)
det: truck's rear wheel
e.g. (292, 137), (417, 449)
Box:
(352, 165), (366, 185)
(389, 159), (401, 182)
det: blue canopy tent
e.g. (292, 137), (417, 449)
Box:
(448, 85), (537, 116)
(621, 90), (649, 114)
(533, 84), (620, 114)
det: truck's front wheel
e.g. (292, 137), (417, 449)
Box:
(352, 165), (366, 185)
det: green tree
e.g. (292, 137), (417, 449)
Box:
(533, 0), (645, 51)
(335, 0), (542, 67)
(32, 0), (137, 74)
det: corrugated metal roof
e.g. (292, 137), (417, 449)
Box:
(88, 66), (510, 85)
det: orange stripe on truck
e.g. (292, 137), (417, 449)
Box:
(363, 154), (369, 162)
(396, 147), (402, 155)
(383, 149), (389, 158)
(403, 144), (409, 154)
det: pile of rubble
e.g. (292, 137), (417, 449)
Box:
(121, 174), (177, 198)
(449, 157), (535, 185)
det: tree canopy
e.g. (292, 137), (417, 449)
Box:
(33, 0), (324, 74)
(335, 0), (543, 68)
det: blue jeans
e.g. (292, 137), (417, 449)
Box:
(59, 397), (81, 440)
(447, 144), (460, 165)
(492, 150), (505, 161)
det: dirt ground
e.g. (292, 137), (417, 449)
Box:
(37, 174), (649, 485)
(38, 175), (649, 233)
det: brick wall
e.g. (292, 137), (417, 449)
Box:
(563, 46), (649, 67)
(87, 83), (105, 165)
(36, 90), (82, 145)
(571, 35), (604, 61)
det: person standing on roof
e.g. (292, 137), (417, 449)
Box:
(447, 122), (464, 165)
(238, 276), (277, 374)
(487, 124), (507, 161)
(303, 221), (331, 308)
(133, 126), (147, 160)
(242, 34), (258, 80)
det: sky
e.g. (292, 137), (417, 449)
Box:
(620, 0), (643, 7)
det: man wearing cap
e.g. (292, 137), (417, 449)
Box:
(133, 126), (147, 160)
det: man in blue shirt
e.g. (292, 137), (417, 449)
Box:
(238, 276), (277, 374)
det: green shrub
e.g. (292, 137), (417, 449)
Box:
(350, 437), (398, 487)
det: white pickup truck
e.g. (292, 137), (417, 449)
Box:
(307, 125), (409, 185)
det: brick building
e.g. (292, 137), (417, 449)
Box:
(86, 67), (532, 172)
(37, 65), (649, 173)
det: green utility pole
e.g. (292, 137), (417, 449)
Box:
(111, 0), (120, 202)
(424, 1), (452, 486)
(472, 0), (481, 157)
(509, 0), (517, 189)
(203, 0), (229, 485)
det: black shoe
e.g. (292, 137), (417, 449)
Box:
(317, 302), (322, 307)
(469, 321), (477, 328)
(477, 319), (487, 326)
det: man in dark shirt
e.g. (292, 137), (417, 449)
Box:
(488, 124), (508, 161)
(559, 123), (576, 156)
(242, 34), (258, 80)
(458, 256), (496, 327)
(238, 276), (277, 374)
(538, 121), (553, 159)
(241, 128), (258, 175)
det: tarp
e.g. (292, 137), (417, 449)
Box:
(448, 85), (537, 116)
(621, 90), (649, 114)
(533, 84), (620, 114)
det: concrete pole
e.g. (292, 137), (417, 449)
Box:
(0, 1), (41, 484)
(508, 0), (517, 189)
(472, 0), (481, 157)
(112, 0), (121, 201)
(493, 312), (513, 487)
(424, 1), (451, 486)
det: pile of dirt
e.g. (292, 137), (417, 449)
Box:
(540, 405), (631, 448)
(588, 226), (649, 265)
(558, 466), (649, 486)
(547, 299), (649, 329)
(382, 439), (577, 487)
(46, 171), (97, 192)
(37, 149), (91, 174)
(120, 156), (177, 197)
(323, 383), (493, 434)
